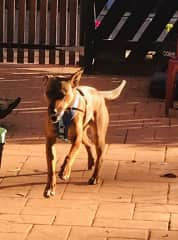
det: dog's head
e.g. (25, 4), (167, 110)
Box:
(44, 69), (83, 123)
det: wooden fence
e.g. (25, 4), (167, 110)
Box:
(0, 0), (83, 65)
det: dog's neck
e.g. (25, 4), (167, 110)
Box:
(66, 88), (84, 113)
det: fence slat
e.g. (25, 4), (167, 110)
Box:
(96, 0), (130, 40)
(39, 0), (48, 64)
(17, 0), (26, 63)
(95, 0), (108, 16)
(28, 0), (37, 63)
(114, 0), (156, 42)
(69, 0), (78, 65)
(128, 0), (178, 61)
(49, 0), (58, 64)
(59, 0), (67, 65)
(0, 0), (5, 62)
(7, 0), (15, 62)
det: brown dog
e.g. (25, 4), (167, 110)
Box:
(43, 70), (126, 197)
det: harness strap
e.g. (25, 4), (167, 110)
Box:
(67, 90), (85, 113)
(76, 88), (88, 126)
(56, 89), (87, 141)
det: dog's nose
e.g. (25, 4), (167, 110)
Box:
(51, 114), (57, 123)
(50, 109), (64, 123)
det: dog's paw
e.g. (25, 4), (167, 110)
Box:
(88, 177), (99, 185)
(44, 188), (55, 198)
(58, 173), (70, 181)
(58, 165), (71, 181)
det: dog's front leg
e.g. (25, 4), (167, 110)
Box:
(59, 129), (83, 181)
(44, 137), (57, 197)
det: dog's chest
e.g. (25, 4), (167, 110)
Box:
(55, 110), (75, 142)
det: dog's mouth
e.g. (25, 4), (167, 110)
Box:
(50, 110), (64, 124)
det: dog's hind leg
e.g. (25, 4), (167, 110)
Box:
(44, 137), (57, 198)
(82, 126), (96, 170)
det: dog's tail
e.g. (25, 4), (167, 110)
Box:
(100, 80), (127, 100)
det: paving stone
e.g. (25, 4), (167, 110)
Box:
(170, 214), (178, 230)
(0, 213), (54, 224)
(99, 182), (133, 202)
(21, 206), (59, 216)
(105, 144), (135, 161)
(25, 225), (70, 240)
(149, 230), (178, 240)
(54, 206), (97, 226)
(64, 181), (100, 193)
(0, 175), (47, 198)
(0, 185), (30, 198)
(135, 102), (163, 118)
(135, 203), (178, 214)
(26, 198), (98, 210)
(28, 181), (67, 198)
(155, 127), (178, 141)
(0, 197), (27, 214)
(109, 117), (144, 129)
(133, 210), (170, 222)
(143, 117), (169, 128)
(134, 146), (165, 162)
(0, 154), (28, 174)
(0, 233), (28, 240)
(166, 145), (178, 162)
(133, 188), (168, 204)
(68, 226), (148, 240)
(126, 128), (155, 144)
(100, 161), (119, 180)
(94, 218), (168, 230)
(19, 156), (47, 174)
(168, 183), (178, 204)
(116, 160), (150, 180)
(95, 202), (134, 219)
(3, 144), (45, 157)
(0, 222), (32, 233)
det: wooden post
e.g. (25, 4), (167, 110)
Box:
(28, 0), (37, 63)
(7, 0), (15, 62)
(69, 0), (78, 65)
(59, 0), (67, 65)
(82, 0), (95, 73)
(49, 0), (58, 64)
(39, 0), (48, 64)
(17, 0), (26, 63)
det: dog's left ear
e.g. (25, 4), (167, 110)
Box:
(70, 69), (84, 87)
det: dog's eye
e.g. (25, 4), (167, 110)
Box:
(46, 90), (65, 100)
(56, 92), (65, 100)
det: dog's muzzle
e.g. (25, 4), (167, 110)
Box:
(50, 110), (64, 124)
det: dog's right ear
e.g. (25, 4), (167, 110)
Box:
(43, 75), (53, 86)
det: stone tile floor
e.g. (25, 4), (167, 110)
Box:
(0, 64), (178, 239)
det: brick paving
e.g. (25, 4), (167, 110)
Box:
(0, 63), (178, 239)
